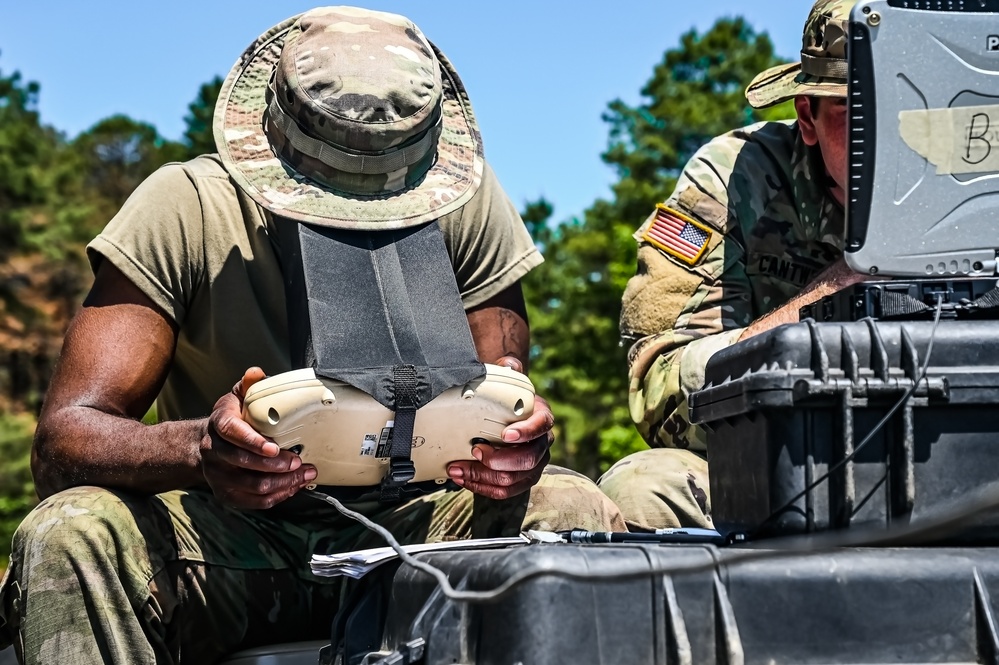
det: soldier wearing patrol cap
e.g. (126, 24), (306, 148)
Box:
(598, 0), (870, 530)
(0, 8), (625, 663)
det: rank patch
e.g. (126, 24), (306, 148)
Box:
(643, 204), (712, 266)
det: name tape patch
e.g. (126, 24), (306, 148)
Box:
(642, 204), (712, 266)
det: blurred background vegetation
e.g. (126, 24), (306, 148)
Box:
(0, 17), (792, 566)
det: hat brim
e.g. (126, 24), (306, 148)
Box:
(745, 62), (847, 109)
(213, 14), (484, 230)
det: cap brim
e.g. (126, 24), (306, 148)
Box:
(213, 15), (484, 230)
(746, 62), (847, 109)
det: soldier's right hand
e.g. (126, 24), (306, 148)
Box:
(201, 367), (318, 509)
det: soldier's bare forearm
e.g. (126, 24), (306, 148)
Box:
(32, 407), (208, 499)
(740, 293), (819, 339)
(740, 258), (867, 340)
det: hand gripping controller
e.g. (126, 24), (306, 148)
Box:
(242, 364), (536, 487)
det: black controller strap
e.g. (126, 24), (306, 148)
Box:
(276, 219), (485, 501)
(879, 285), (999, 319)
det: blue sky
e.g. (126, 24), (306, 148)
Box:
(0, 2), (805, 223)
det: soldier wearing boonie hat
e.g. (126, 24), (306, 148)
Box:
(214, 5), (485, 229)
(0, 7), (626, 663)
(599, 0), (870, 532)
(745, 0), (851, 109)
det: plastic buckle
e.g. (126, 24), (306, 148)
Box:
(387, 459), (416, 486)
(379, 459), (417, 502)
(402, 638), (426, 662)
(364, 638), (426, 665)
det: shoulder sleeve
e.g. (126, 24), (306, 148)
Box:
(440, 161), (543, 309)
(656, 134), (758, 278)
(86, 162), (205, 325)
(622, 131), (762, 341)
(623, 123), (800, 449)
(621, 133), (764, 450)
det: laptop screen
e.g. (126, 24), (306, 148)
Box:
(844, 0), (999, 277)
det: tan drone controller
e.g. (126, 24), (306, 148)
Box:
(242, 364), (535, 487)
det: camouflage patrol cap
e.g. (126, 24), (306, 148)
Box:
(213, 6), (484, 230)
(745, 0), (858, 109)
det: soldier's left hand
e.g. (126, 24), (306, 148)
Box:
(446, 356), (553, 500)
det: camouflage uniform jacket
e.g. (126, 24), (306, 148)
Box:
(621, 120), (844, 451)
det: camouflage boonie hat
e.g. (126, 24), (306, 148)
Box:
(213, 6), (484, 230)
(746, 0), (858, 109)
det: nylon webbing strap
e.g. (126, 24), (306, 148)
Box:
(276, 219), (485, 501)
(277, 217), (314, 371)
(970, 287), (999, 311)
(879, 290), (931, 318)
(266, 78), (443, 176)
(382, 365), (419, 502)
(877, 286), (999, 319)
(800, 53), (848, 79)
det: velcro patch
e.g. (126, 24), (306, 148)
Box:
(642, 204), (712, 266)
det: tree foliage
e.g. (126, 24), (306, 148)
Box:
(0, 62), (231, 569)
(183, 76), (223, 157)
(72, 115), (187, 220)
(526, 18), (794, 477)
(0, 413), (36, 563)
(0, 66), (84, 261)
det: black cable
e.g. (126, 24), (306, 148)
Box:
(752, 296), (944, 536)
(850, 470), (887, 518)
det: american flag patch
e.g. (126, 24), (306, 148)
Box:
(642, 204), (712, 266)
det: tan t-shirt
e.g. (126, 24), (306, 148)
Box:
(87, 155), (541, 421)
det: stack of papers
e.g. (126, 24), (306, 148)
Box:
(311, 535), (530, 578)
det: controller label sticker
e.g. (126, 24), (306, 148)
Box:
(375, 420), (394, 458)
(359, 433), (377, 457)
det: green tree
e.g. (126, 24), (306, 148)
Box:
(523, 199), (644, 478)
(0, 63), (91, 571)
(0, 61), (92, 399)
(0, 63), (67, 258)
(0, 413), (37, 563)
(603, 17), (793, 226)
(525, 18), (794, 477)
(0, 65), (208, 569)
(71, 115), (187, 217)
(183, 75), (223, 158)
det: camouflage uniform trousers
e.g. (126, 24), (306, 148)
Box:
(0, 466), (623, 665)
(597, 448), (712, 531)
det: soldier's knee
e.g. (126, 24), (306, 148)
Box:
(13, 486), (139, 564)
(535, 465), (609, 500)
(599, 448), (702, 492)
(529, 465), (627, 531)
(538, 464), (591, 484)
(598, 449), (711, 529)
